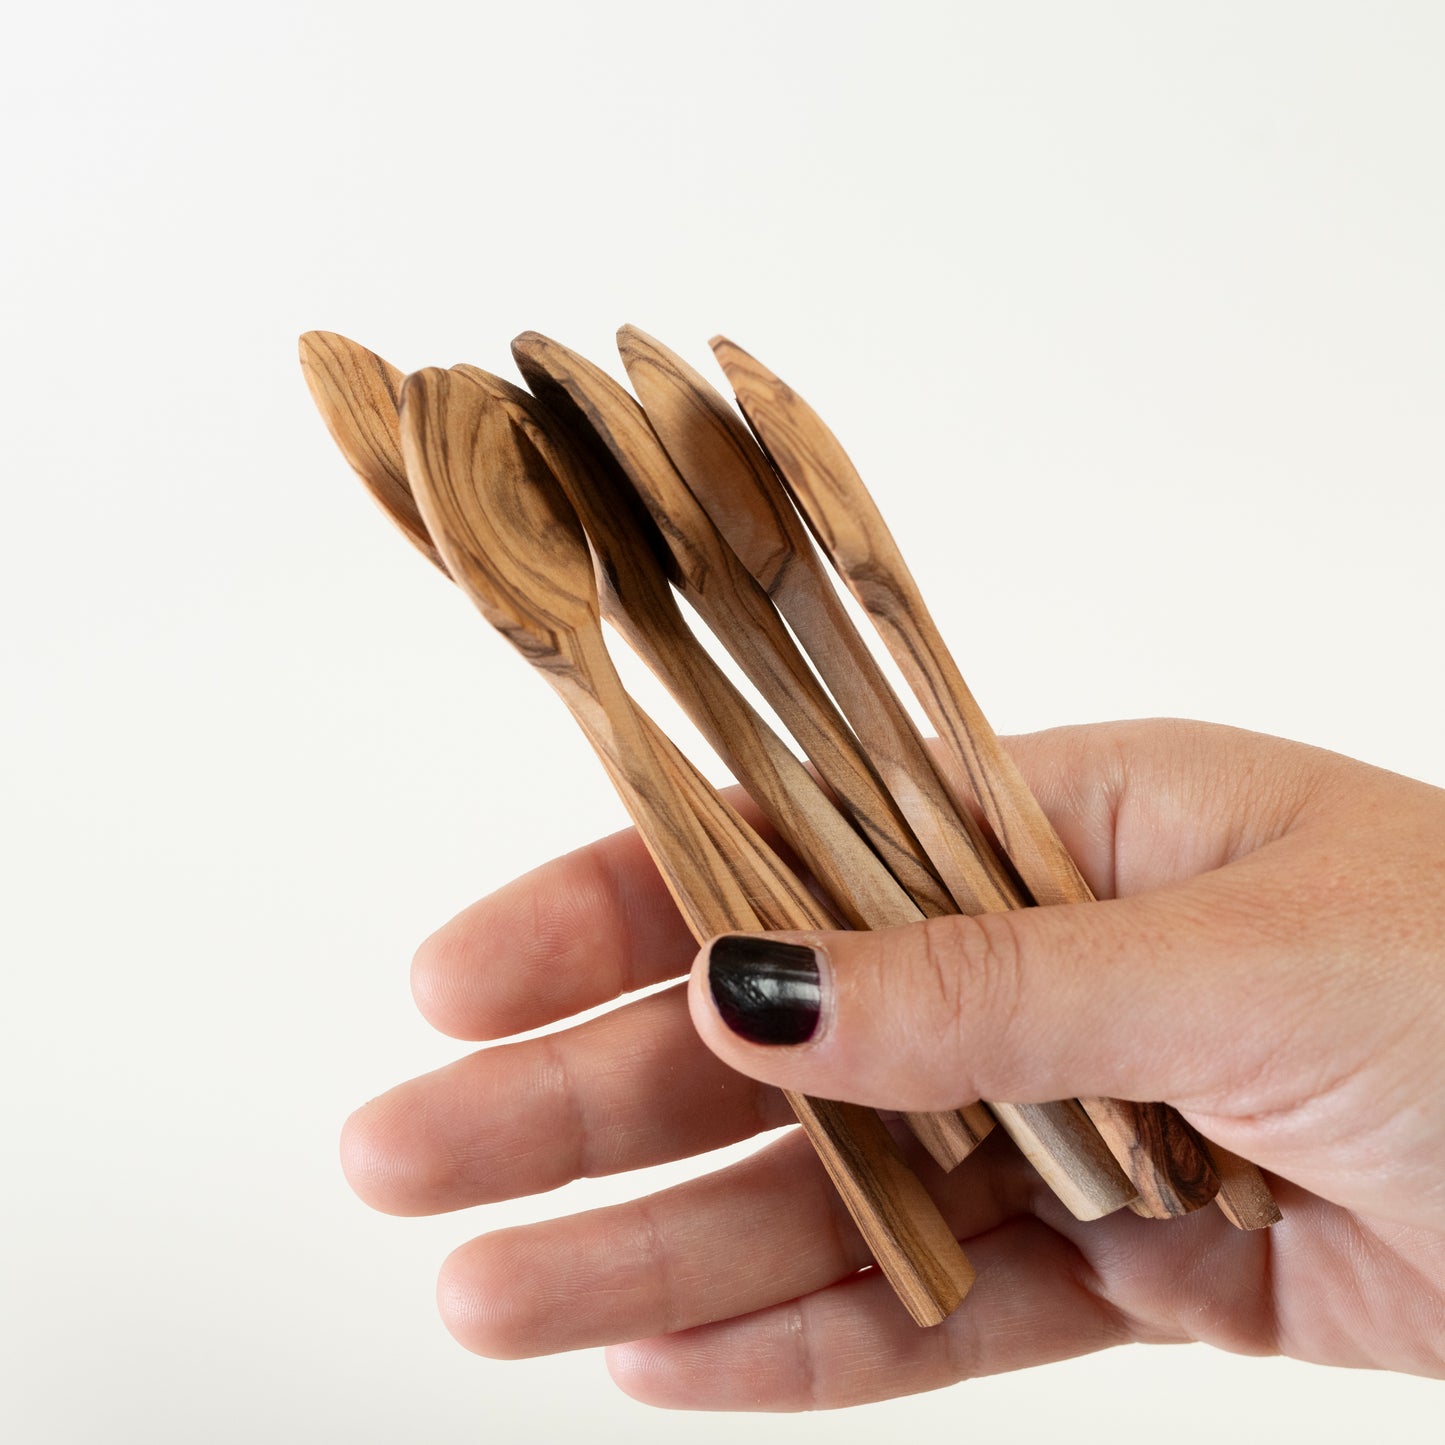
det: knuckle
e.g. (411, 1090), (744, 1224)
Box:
(906, 911), (1030, 1100)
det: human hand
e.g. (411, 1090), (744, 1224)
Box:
(341, 720), (1445, 1408)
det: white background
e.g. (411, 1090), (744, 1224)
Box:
(4, 2), (1443, 1440)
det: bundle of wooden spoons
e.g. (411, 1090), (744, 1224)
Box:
(300, 325), (1281, 1327)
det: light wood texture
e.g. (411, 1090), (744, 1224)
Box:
(517, 335), (1138, 1208)
(711, 335), (1230, 1221)
(457, 362), (994, 1171)
(509, 331), (959, 921)
(618, 324), (1022, 918)
(301, 333), (990, 1171)
(299, 332), (1134, 1214)
(613, 330), (1140, 1219)
(397, 363), (975, 1325)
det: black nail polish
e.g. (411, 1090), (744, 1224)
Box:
(707, 936), (821, 1045)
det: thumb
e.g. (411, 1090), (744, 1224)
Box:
(689, 877), (1290, 1118)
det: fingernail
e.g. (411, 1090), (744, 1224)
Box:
(706, 936), (821, 1045)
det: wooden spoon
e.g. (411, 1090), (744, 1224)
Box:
(300, 332), (1143, 1214)
(507, 337), (1141, 1218)
(508, 330), (960, 920)
(397, 363), (976, 1324)
(457, 361), (1001, 1173)
(617, 324), (1022, 917)
(300, 331), (993, 1173)
(711, 335), (1231, 1222)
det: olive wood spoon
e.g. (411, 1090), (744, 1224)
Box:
(710, 336), (1234, 1222)
(505, 341), (1137, 1216)
(509, 331), (957, 921)
(456, 361), (996, 1172)
(602, 337), (1133, 1217)
(300, 332), (991, 1171)
(397, 364), (976, 1323)
(299, 333), (1128, 1211)
(617, 324), (1022, 917)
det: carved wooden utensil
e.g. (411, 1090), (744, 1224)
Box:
(617, 324), (1021, 917)
(508, 331), (956, 920)
(397, 363), (977, 1324)
(300, 330), (992, 1173)
(299, 333), (1132, 1208)
(710, 336), (1245, 1223)
(508, 335), (1138, 1220)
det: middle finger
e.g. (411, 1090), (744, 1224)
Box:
(341, 984), (795, 1216)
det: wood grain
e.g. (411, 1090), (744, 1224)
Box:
(618, 324), (1023, 918)
(397, 363), (976, 1325)
(1201, 1141), (1284, 1230)
(299, 335), (990, 1173)
(517, 337), (1140, 1213)
(461, 363), (1001, 1172)
(299, 332), (1132, 1212)
(298, 331), (443, 571)
(710, 335), (1236, 1221)
(509, 331), (959, 921)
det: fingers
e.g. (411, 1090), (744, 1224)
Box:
(690, 856), (1304, 1118)
(605, 1217), (1136, 1411)
(411, 824), (695, 1040)
(341, 984), (793, 1215)
(437, 1126), (1049, 1358)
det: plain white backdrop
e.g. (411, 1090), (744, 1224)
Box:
(4, 2), (1442, 1439)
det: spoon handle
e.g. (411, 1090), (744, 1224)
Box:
(1198, 1142), (1283, 1230)
(622, 610), (1141, 1206)
(607, 584), (997, 1170)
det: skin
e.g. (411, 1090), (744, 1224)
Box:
(341, 720), (1445, 1409)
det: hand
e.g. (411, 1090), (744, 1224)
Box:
(341, 720), (1445, 1408)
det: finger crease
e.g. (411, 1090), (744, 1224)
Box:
(789, 1296), (820, 1409)
(1063, 1229), (1138, 1346)
(542, 1033), (593, 1183)
(631, 1193), (679, 1336)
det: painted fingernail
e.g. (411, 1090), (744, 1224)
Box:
(707, 936), (821, 1045)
